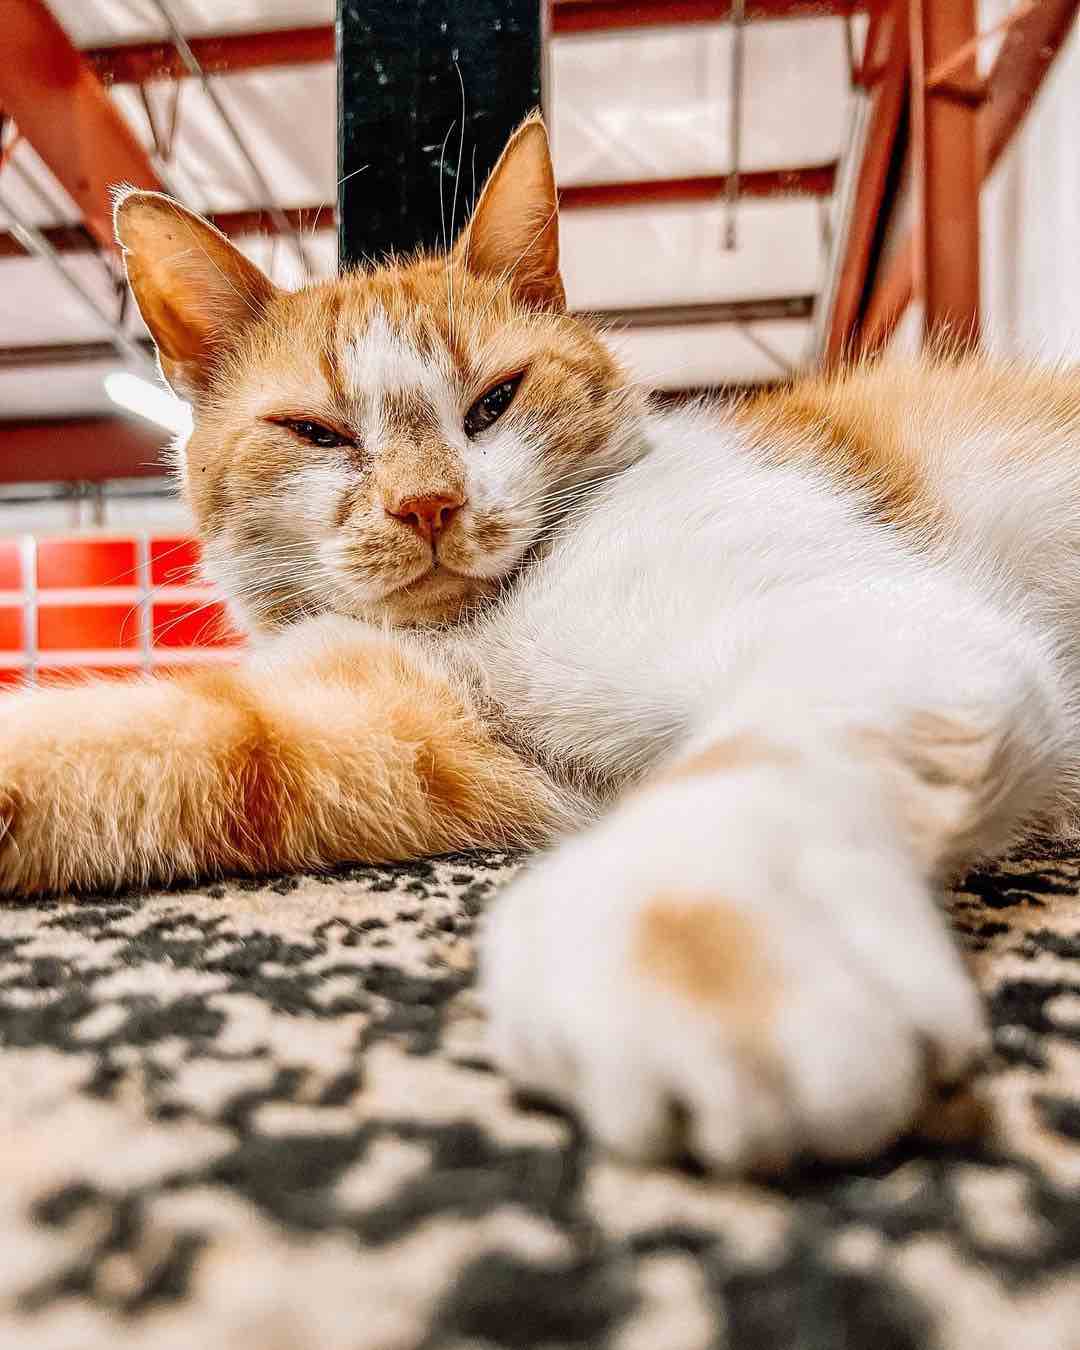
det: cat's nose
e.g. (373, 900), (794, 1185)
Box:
(386, 491), (465, 543)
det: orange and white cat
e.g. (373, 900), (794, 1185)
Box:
(2, 116), (1079, 1171)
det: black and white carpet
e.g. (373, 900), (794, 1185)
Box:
(2, 848), (1080, 1349)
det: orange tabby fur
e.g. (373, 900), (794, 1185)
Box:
(0, 625), (563, 896)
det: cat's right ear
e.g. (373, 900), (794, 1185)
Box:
(453, 114), (565, 312)
(114, 190), (276, 398)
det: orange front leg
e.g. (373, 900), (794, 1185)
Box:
(0, 620), (562, 897)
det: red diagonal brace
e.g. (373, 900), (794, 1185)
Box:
(2, 0), (162, 252)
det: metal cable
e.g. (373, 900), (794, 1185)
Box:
(724, 0), (746, 250)
(145, 0), (315, 278)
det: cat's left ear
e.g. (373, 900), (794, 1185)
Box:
(453, 113), (565, 312)
(114, 189), (278, 399)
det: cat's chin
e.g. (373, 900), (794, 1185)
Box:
(349, 567), (497, 627)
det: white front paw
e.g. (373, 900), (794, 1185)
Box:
(481, 795), (988, 1173)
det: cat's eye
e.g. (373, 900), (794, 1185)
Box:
(276, 418), (353, 449)
(464, 374), (523, 439)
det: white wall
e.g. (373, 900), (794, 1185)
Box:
(981, 8), (1080, 363)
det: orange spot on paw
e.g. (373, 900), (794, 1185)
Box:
(635, 892), (777, 1019)
(663, 734), (796, 785)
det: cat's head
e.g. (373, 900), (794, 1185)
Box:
(115, 115), (641, 631)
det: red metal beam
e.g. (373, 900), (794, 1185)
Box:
(911, 0), (980, 345)
(560, 164), (836, 209)
(2, 0), (162, 251)
(0, 419), (168, 483)
(823, 0), (908, 364)
(0, 206), (332, 261)
(82, 3), (864, 81)
(860, 233), (914, 353)
(85, 24), (333, 86)
(0, 168), (836, 261)
(981, 0), (1080, 174)
(551, 0), (863, 34)
(859, 0), (1080, 354)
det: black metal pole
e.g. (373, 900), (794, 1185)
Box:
(337, 1), (543, 268)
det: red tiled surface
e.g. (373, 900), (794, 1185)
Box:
(0, 542), (23, 591)
(151, 602), (240, 648)
(152, 601), (241, 649)
(37, 605), (140, 651)
(37, 538), (138, 589)
(0, 607), (24, 652)
(150, 537), (202, 587)
(0, 535), (245, 677)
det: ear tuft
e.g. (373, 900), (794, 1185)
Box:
(453, 114), (565, 312)
(115, 191), (276, 398)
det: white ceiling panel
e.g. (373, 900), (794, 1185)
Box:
(44, 0), (333, 47)
(612, 318), (811, 390)
(0, 255), (121, 346)
(561, 197), (825, 311)
(110, 65), (337, 217)
(0, 2), (856, 424)
(551, 18), (853, 184)
(0, 360), (118, 419)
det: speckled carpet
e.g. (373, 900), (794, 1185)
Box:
(2, 848), (1080, 1350)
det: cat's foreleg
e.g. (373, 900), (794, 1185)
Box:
(482, 603), (1066, 1170)
(0, 617), (563, 897)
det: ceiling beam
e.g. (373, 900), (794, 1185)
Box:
(0, 341), (155, 369)
(0, 297), (815, 373)
(860, 0), (1080, 355)
(2, 0), (162, 251)
(584, 296), (814, 327)
(551, 0), (864, 34)
(822, 0), (908, 364)
(560, 164), (836, 209)
(86, 24), (332, 85)
(0, 166), (837, 261)
(912, 0), (981, 346)
(0, 206), (332, 261)
(0, 418), (168, 483)
(82, 2), (865, 84)
(981, 0), (1080, 175)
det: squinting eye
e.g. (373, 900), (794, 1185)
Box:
(279, 419), (353, 449)
(464, 374), (523, 439)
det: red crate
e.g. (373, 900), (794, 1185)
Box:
(0, 607), (24, 652)
(38, 605), (140, 651)
(37, 538), (138, 589)
(150, 537), (202, 587)
(0, 541), (23, 591)
(0, 667), (26, 689)
(152, 601), (241, 649)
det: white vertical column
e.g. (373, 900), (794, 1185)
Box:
(19, 534), (37, 688)
(135, 533), (153, 675)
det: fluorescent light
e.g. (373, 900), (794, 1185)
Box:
(104, 372), (193, 437)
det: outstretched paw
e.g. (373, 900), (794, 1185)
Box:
(482, 791), (988, 1172)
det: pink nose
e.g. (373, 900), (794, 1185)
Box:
(386, 491), (465, 543)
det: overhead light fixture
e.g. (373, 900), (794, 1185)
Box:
(104, 372), (193, 437)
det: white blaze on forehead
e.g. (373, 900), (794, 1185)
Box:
(341, 307), (460, 446)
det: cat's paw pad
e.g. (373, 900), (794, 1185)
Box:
(482, 834), (987, 1172)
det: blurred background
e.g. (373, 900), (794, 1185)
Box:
(0, 0), (1078, 683)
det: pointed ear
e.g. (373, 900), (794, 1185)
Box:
(114, 190), (277, 398)
(453, 114), (565, 312)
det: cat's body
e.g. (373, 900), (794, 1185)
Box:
(3, 118), (1080, 1170)
(451, 369), (1078, 815)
